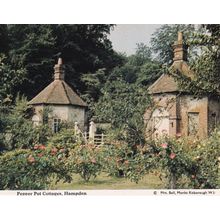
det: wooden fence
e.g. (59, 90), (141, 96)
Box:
(75, 121), (108, 146)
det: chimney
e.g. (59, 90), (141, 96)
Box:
(172, 32), (188, 62)
(54, 58), (65, 80)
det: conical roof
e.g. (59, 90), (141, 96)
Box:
(28, 58), (87, 107)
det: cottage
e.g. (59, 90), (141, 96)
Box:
(28, 58), (87, 132)
(145, 32), (220, 139)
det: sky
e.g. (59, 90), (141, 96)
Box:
(108, 24), (162, 55)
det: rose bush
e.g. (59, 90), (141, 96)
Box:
(148, 138), (196, 189)
(0, 145), (72, 190)
(67, 144), (103, 182)
(188, 130), (220, 189)
(147, 133), (220, 189)
(100, 142), (154, 183)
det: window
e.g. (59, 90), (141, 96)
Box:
(53, 118), (61, 133)
(188, 112), (199, 136)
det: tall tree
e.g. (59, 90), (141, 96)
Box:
(7, 24), (123, 99)
(0, 25), (9, 54)
(169, 24), (220, 98)
(150, 24), (197, 65)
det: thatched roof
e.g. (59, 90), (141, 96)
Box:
(28, 58), (87, 107)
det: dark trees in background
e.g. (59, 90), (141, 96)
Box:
(0, 24), (123, 100)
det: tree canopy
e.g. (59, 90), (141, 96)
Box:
(1, 24), (123, 100)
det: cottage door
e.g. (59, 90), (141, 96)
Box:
(152, 108), (170, 137)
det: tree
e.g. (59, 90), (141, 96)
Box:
(0, 54), (26, 103)
(7, 24), (123, 99)
(150, 24), (198, 65)
(128, 43), (152, 66)
(169, 24), (220, 98)
(0, 95), (52, 150)
(0, 25), (9, 54)
(95, 79), (152, 148)
(136, 61), (163, 86)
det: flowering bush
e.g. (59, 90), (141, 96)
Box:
(0, 145), (72, 190)
(188, 130), (220, 189)
(148, 133), (220, 189)
(149, 138), (195, 188)
(101, 142), (154, 183)
(47, 128), (81, 149)
(68, 144), (103, 182)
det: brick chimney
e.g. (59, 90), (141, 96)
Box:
(172, 32), (188, 62)
(54, 58), (65, 80)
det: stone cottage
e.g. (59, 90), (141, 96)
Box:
(28, 58), (87, 132)
(144, 32), (220, 139)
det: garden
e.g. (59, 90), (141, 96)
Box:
(0, 24), (220, 190)
(0, 96), (219, 190)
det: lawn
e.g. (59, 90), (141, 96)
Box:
(53, 172), (165, 190)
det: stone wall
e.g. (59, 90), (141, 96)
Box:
(179, 95), (208, 139)
(145, 93), (211, 139)
(32, 104), (86, 131)
(144, 93), (178, 138)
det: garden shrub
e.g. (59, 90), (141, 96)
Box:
(189, 130), (220, 189)
(0, 95), (53, 149)
(68, 144), (103, 182)
(148, 137), (196, 189)
(0, 146), (72, 190)
(47, 128), (82, 149)
(146, 134), (220, 189)
(101, 142), (154, 182)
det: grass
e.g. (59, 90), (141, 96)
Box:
(52, 172), (165, 190)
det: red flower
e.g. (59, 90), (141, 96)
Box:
(51, 147), (58, 156)
(33, 145), (39, 150)
(161, 143), (168, 149)
(27, 155), (35, 163)
(169, 152), (176, 160)
(91, 159), (96, 164)
(38, 153), (43, 157)
(191, 175), (196, 179)
(39, 145), (46, 150)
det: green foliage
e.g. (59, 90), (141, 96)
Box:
(80, 68), (108, 116)
(95, 79), (152, 147)
(47, 128), (81, 149)
(128, 43), (152, 66)
(136, 61), (163, 86)
(166, 24), (220, 98)
(150, 24), (198, 65)
(0, 147), (72, 190)
(101, 142), (154, 182)
(189, 130), (220, 189)
(149, 138), (195, 188)
(144, 134), (220, 189)
(0, 95), (52, 149)
(0, 25), (9, 54)
(6, 24), (123, 99)
(68, 144), (103, 182)
(0, 54), (26, 102)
